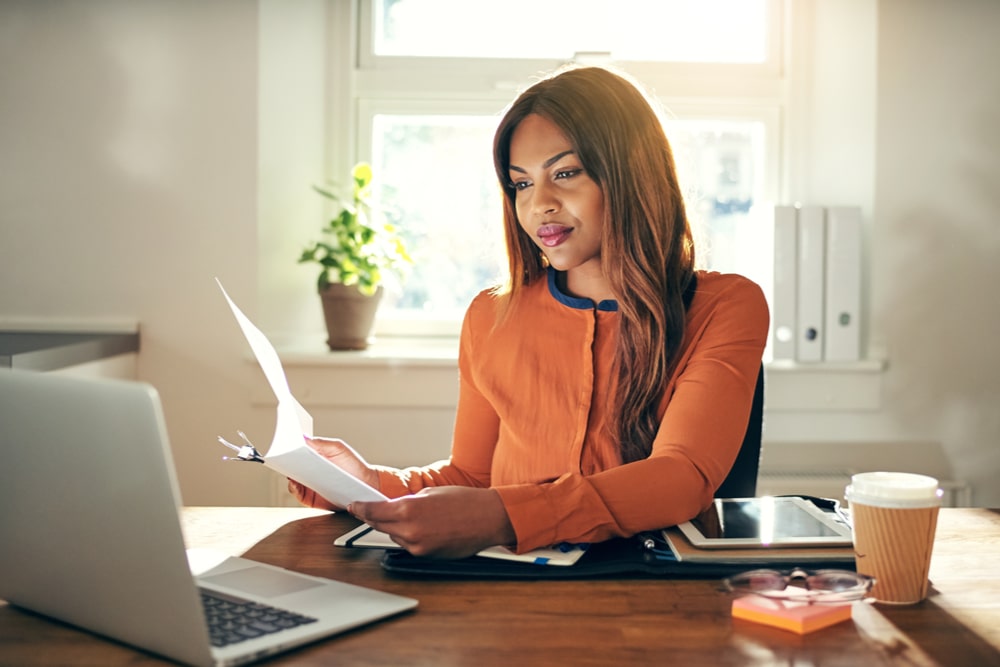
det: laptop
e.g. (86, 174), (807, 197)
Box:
(0, 370), (417, 667)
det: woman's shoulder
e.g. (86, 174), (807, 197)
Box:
(693, 269), (763, 296)
(466, 277), (551, 314)
(463, 284), (511, 328)
(461, 278), (557, 340)
(462, 286), (501, 327)
(690, 270), (769, 323)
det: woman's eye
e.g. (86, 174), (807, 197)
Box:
(510, 180), (530, 192)
(555, 168), (582, 180)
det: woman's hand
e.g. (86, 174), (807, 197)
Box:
(349, 486), (516, 560)
(286, 436), (380, 511)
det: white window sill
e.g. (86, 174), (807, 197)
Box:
(766, 358), (886, 374)
(255, 337), (887, 413)
(272, 336), (460, 369)
(270, 336), (887, 373)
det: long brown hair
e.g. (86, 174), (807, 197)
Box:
(492, 65), (695, 463)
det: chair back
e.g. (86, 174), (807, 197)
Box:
(714, 364), (764, 498)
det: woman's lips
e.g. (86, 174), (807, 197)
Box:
(537, 224), (572, 247)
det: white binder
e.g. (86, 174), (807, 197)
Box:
(823, 206), (862, 361)
(772, 205), (798, 360)
(796, 206), (826, 362)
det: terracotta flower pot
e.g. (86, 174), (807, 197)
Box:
(318, 283), (384, 351)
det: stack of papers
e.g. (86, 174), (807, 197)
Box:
(335, 524), (590, 567)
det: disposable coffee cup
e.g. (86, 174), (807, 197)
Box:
(845, 472), (943, 605)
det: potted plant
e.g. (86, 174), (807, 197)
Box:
(298, 162), (411, 350)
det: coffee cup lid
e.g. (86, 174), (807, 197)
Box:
(845, 471), (943, 508)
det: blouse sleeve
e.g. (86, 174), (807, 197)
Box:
(495, 276), (770, 552)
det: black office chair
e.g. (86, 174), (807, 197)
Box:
(713, 364), (765, 499)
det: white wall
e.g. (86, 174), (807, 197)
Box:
(872, 0), (1000, 505)
(0, 0), (274, 504)
(257, 0), (331, 342)
(756, 0), (1000, 506)
(2, 0), (998, 507)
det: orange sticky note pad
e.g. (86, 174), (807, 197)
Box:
(731, 595), (853, 634)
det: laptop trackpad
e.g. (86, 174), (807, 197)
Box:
(201, 566), (326, 599)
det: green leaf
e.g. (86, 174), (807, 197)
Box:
(299, 161), (413, 290)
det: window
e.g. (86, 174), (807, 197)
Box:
(367, 111), (506, 324)
(374, 0), (768, 63)
(344, 0), (782, 338)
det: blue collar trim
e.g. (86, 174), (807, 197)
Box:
(547, 267), (619, 312)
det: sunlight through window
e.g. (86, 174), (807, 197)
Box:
(376, 0), (767, 63)
(357, 0), (777, 334)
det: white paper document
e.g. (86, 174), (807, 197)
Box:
(333, 524), (590, 566)
(216, 279), (388, 507)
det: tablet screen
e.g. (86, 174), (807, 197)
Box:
(678, 497), (852, 548)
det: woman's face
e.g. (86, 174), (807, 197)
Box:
(507, 114), (605, 276)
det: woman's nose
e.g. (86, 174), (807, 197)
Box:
(532, 181), (560, 216)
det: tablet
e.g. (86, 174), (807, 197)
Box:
(676, 496), (853, 549)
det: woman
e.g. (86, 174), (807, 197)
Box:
(289, 65), (769, 559)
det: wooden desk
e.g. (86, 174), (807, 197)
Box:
(1, 507), (998, 666)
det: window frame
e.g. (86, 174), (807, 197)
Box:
(343, 0), (787, 338)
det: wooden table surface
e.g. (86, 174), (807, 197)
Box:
(1, 507), (998, 666)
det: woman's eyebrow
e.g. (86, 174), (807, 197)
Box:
(543, 150), (575, 168)
(509, 149), (576, 174)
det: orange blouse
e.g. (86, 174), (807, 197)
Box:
(376, 269), (769, 552)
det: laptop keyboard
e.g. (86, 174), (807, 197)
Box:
(200, 588), (318, 648)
